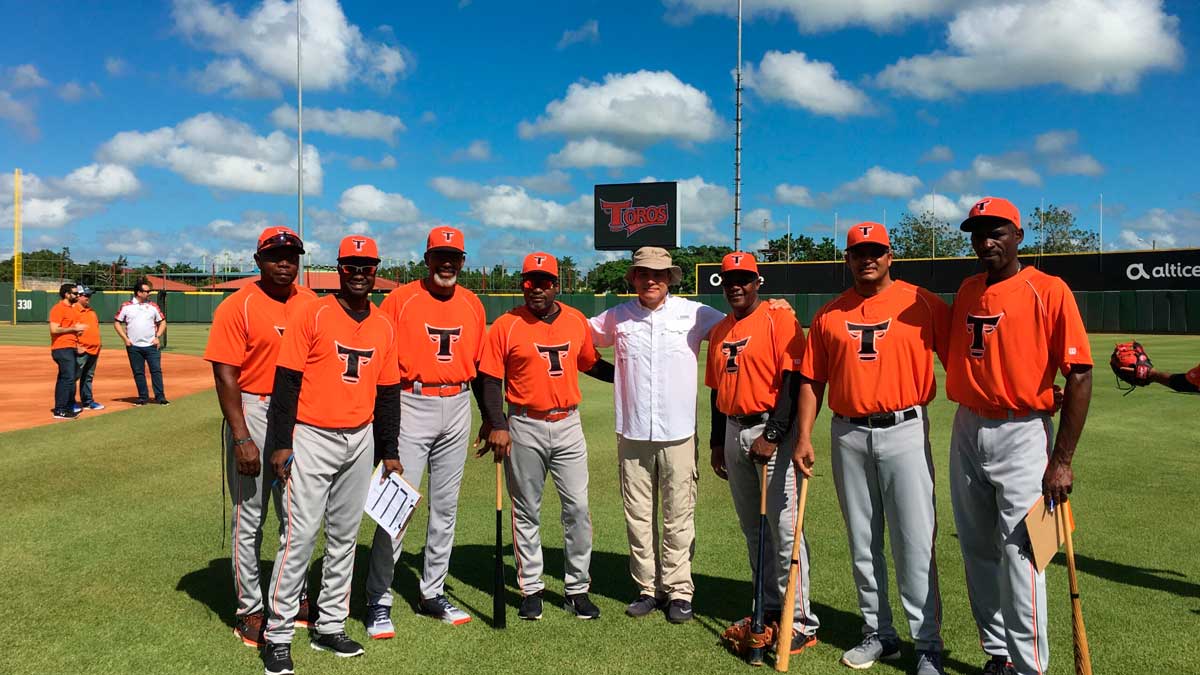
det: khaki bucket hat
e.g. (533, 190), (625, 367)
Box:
(625, 246), (683, 285)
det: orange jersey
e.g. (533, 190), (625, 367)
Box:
(946, 266), (1092, 413)
(801, 281), (950, 417)
(379, 280), (486, 385)
(48, 302), (79, 350)
(705, 303), (805, 416)
(1187, 364), (1200, 387)
(204, 282), (319, 395)
(478, 303), (599, 410)
(76, 306), (102, 355)
(276, 295), (401, 428)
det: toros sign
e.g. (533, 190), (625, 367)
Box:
(594, 182), (680, 250)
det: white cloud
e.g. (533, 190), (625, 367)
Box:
(5, 64), (48, 89)
(1116, 207), (1200, 249)
(105, 57), (130, 76)
(1035, 129), (1078, 154)
(921, 145), (954, 163)
(662, 0), (960, 32)
(452, 139), (493, 162)
(641, 175), (733, 244)
(173, 0), (407, 94)
(97, 112), (322, 195)
(0, 91), (38, 138)
(877, 0), (1183, 99)
(61, 164), (141, 199)
(467, 186), (593, 231)
(774, 183), (814, 207)
(1049, 154), (1104, 176)
(743, 50), (870, 117)
(549, 137), (643, 168)
(519, 70), (722, 147)
(558, 19), (600, 49)
(907, 193), (984, 222)
(338, 184), (420, 223)
(514, 170), (573, 195)
(420, 110), (437, 124)
(57, 81), (101, 102)
(194, 58), (283, 98)
(348, 154), (397, 171)
(832, 166), (923, 202)
(270, 104), (404, 144)
(430, 176), (486, 201)
(206, 212), (281, 242)
(942, 153), (1041, 189)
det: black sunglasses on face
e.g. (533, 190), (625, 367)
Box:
(340, 264), (377, 275)
(721, 275), (757, 288)
(522, 278), (556, 291)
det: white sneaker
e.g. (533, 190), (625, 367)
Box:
(365, 603), (395, 639)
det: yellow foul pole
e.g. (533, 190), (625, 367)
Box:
(12, 168), (21, 323)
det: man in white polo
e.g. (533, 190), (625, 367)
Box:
(113, 278), (168, 405)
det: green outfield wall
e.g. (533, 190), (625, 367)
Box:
(14, 288), (1200, 335)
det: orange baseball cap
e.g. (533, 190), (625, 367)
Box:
(257, 226), (305, 253)
(427, 225), (466, 253)
(721, 251), (759, 275)
(337, 235), (380, 261)
(521, 251), (559, 278)
(846, 222), (890, 249)
(960, 197), (1021, 231)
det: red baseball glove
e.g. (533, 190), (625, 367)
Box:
(1110, 341), (1153, 391)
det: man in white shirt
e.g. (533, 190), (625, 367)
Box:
(589, 247), (725, 624)
(113, 279), (168, 405)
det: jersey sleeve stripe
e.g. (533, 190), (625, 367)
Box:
(1022, 278), (1048, 316)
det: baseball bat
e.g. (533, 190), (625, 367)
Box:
(493, 461), (506, 629)
(774, 474), (809, 672)
(1058, 501), (1092, 675)
(748, 462), (770, 667)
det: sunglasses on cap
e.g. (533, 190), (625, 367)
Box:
(339, 264), (377, 275)
(522, 277), (557, 291)
(258, 231), (305, 252)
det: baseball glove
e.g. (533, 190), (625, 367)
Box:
(1110, 341), (1153, 391)
(721, 616), (777, 659)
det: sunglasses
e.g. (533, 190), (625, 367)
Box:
(258, 232), (305, 252)
(339, 264), (377, 275)
(522, 278), (557, 291)
(136, 288), (151, 294)
(720, 275), (758, 288)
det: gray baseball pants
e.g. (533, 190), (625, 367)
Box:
(725, 417), (819, 635)
(950, 406), (1052, 675)
(264, 421), (374, 643)
(366, 391), (470, 605)
(226, 393), (284, 617)
(505, 411), (592, 596)
(830, 407), (943, 651)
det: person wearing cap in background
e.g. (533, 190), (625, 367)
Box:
(49, 282), (85, 419)
(706, 251), (820, 656)
(73, 286), (105, 413)
(364, 225), (486, 635)
(203, 226), (318, 649)
(474, 252), (615, 621)
(795, 223), (949, 675)
(260, 235), (403, 674)
(946, 198), (1092, 675)
(114, 277), (168, 405)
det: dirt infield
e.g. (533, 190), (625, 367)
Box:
(0, 346), (213, 433)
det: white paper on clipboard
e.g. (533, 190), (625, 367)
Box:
(364, 464), (422, 539)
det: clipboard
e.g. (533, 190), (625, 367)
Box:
(364, 464), (422, 539)
(1025, 498), (1076, 572)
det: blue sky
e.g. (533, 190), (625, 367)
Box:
(1, 0), (1198, 270)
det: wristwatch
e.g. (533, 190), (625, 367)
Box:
(232, 437), (254, 447)
(762, 426), (782, 444)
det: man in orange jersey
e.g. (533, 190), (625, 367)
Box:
(796, 223), (947, 675)
(475, 252), (614, 621)
(73, 286), (105, 412)
(204, 226), (317, 648)
(364, 225), (486, 634)
(1120, 358), (1200, 392)
(706, 252), (820, 655)
(48, 282), (85, 419)
(947, 198), (1093, 675)
(260, 235), (403, 675)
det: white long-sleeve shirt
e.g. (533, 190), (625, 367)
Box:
(589, 295), (725, 442)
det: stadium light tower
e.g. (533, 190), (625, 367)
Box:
(732, 0), (743, 251)
(296, 0), (305, 285)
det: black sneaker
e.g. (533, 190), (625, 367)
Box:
(518, 591), (543, 621)
(625, 594), (658, 618)
(153, 398), (170, 405)
(133, 399), (147, 406)
(52, 409), (78, 419)
(665, 599), (694, 624)
(983, 656), (1017, 675)
(563, 593), (600, 619)
(789, 631), (819, 655)
(310, 631), (364, 658)
(262, 642), (294, 675)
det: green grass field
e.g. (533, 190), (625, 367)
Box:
(2, 323), (1197, 674)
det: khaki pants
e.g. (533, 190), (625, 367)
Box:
(617, 435), (697, 602)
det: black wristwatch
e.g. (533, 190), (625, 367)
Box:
(762, 426), (782, 444)
(232, 437), (254, 447)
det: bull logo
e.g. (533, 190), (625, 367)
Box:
(536, 342), (571, 377)
(426, 324), (463, 362)
(600, 198), (670, 237)
(335, 342), (375, 383)
(845, 319), (891, 361)
(965, 313), (1003, 358)
(721, 337), (751, 373)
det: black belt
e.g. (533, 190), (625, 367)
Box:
(731, 412), (769, 426)
(834, 407), (918, 429)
